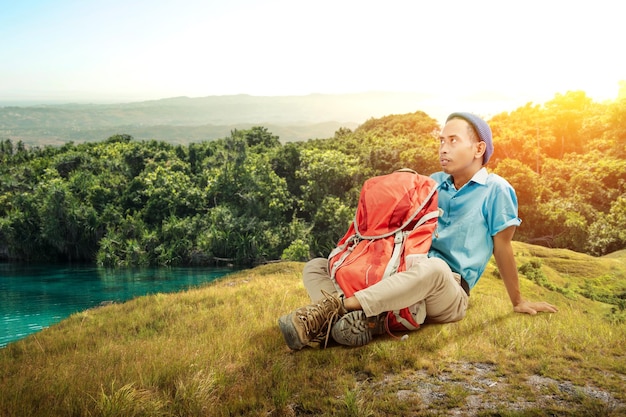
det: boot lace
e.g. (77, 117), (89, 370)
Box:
(297, 290), (345, 348)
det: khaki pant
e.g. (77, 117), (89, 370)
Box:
(303, 257), (468, 324)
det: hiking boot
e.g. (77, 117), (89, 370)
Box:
(331, 310), (388, 347)
(278, 291), (347, 350)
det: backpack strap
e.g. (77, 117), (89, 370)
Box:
(390, 310), (420, 331)
(395, 168), (418, 174)
(414, 208), (439, 227)
(328, 235), (359, 280)
(381, 192), (440, 280)
(382, 230), (406, 279)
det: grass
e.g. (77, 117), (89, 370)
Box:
(1, 242), (626, 416)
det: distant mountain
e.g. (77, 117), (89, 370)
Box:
(0, 92), (448, 146)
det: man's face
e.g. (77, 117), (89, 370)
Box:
(438, 118), (483, 176)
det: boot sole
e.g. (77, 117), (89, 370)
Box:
(331, 310), (373, 347)
(278, 313), (305, 350)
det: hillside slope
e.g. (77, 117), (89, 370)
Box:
(1, 242), (625, 416)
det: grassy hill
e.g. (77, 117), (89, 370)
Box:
(1, 242), (625, 416)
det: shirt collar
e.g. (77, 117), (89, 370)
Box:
(472, 167), (489, 185)
(441, 167), (488, 188)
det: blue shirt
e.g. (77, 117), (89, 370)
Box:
(428, 168), (521, 289)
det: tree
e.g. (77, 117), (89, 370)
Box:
(492, 159), (543, 242)
(310, 196), (354, 256)
(0, 192), (51, 261)
(137, 163), (201, 225)
(544, 91), (595, 157)
(2, 99), (625, 265)
(235, 126), (281, 149)
(536, 195), (593, 252)
(603, 92), (626, 158)
(271, 142), (303, 198)
(296, 148), (361, 221)
(37, 177), (99, 261)
(105, 134), (133, 144)
(97, 213), (155, 267)
(587, 196), (626, 255)
(489, 103), (555, 172)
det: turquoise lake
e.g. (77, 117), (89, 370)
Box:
(0, 263), (237, 348)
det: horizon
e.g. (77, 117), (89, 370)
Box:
(0, 89), (560, 129)
(1, 88), (623, 128)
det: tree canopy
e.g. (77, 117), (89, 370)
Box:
(1, 93), (625, 266)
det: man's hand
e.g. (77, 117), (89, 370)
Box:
(493, 227), (559, 316)
(513, 300), (558, 315)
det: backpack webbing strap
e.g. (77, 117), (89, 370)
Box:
(382, 230), (406, 280)
(391, 310), (419, 331)
(328, 235), (358, 281)
(381, 205), (439, 280)
(415, 208), (439, 227)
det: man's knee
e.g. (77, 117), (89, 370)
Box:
(426, 256), (450, 272)
(303, 257), (328, 281)
(302, 257), (334, 302)
(416, 257), (453, 285)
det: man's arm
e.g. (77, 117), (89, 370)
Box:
(493, 226), (558, 315)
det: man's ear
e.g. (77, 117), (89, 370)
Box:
(475, 141), (487, 160)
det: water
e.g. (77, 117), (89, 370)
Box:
(0, 263), (237, 348)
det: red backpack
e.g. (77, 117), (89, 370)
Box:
(328, 169), (439, 332)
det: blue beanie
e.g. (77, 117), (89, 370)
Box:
(446, 112), (494, 165)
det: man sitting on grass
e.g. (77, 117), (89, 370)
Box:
(279, 112), (558, 350)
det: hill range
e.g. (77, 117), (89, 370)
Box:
(0, 92), (494, 146)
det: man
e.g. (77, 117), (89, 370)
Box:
(278, 112), (558, 350)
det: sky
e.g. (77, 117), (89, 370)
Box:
(1, 0), (624, 115)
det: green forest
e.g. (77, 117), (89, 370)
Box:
(1, 90), (625, 267)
